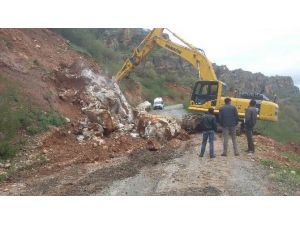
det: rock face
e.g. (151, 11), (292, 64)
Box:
(66, 67), (135, 140)
(213, 64), (298, 96)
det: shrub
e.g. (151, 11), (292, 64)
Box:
(0, 142), (16, 159)
(33, 59), (40, 66)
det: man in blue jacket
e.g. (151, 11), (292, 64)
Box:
(199, 108), (217, 158)
(219, 98), (239, 156)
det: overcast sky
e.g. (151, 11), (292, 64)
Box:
(164, 0), (300, 87)
(166, 28), (300, 87)
(2, 0), (300, 87)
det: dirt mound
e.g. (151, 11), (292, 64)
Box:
(238, 135), (300, 170)
(0, 29), (101, 122)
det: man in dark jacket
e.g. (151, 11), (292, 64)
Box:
(199, 108), (217, 158)
(245, 99), (257, 153)
(219, 98), (239, 156)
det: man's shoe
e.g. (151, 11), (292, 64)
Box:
(234, 153), (240, 156)
(210, 155), (216, 159)
(198, 154), (203, 157)
(221, 153), (227, 156)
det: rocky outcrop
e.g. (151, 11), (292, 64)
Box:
(213, 64), (298, 96)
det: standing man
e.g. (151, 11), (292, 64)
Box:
(199, 108), (217, 158)
(219, 98), (239, 156)
(245, 99), (257, 154)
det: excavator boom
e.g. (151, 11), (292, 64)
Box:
(115, 28), (164, 81)
(115, 28), (216, 81)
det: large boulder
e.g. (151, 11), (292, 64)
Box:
(98, 109), (116, 135)
(137, 101), (152, 112)
(136, 113), (181, 142)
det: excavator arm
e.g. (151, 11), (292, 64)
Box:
(154, 36), (217, 81)
(115, 28), (164, 81)
(115, 28), (217, 81)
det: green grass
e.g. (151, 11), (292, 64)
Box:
(53, 29), (198, 101)
(260, 159), (300, 188)
(0, 142), (17, 160)
(256, 92), (300, 145)
(53, 29), (118, 68)
(0, 76), (65, 160)
(36, 154), (49, 165)
(0, 164), (17, 182)
(282, 152), (300, 164)
(70, 43), (92, 58)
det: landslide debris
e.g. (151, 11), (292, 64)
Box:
(0, 28), (187, 180)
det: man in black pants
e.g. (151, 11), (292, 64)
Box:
(245, 99), (257, 154)
(219, 98), (239, 156)
(199, 108), (217, 158)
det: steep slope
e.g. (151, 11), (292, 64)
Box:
(0, 28), (183, 181)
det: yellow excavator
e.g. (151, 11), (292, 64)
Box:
(115, 28), (278, 122)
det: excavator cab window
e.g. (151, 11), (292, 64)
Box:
(192, 81), (218, 105)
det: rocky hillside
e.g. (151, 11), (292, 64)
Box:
(0, 29), (186, 180)
(54, 29), (299, 101)
(53, 28), (300, 145)
(213, 64), (299, 97)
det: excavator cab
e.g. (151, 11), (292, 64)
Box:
(191, 81), (219, 105)
(190, 80), (225, 110)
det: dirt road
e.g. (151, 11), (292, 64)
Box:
(99, 135), (281, 196)
(0, 134), (287, 195)
(150, 104), (187, 121)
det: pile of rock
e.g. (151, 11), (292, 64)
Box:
(68, 69), (136, 144)
(136, 112), (181, 142)
(60, 66), (183, 148)
(136, 101), (152, 112)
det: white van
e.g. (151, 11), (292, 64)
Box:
(153, 97), (164, 110)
